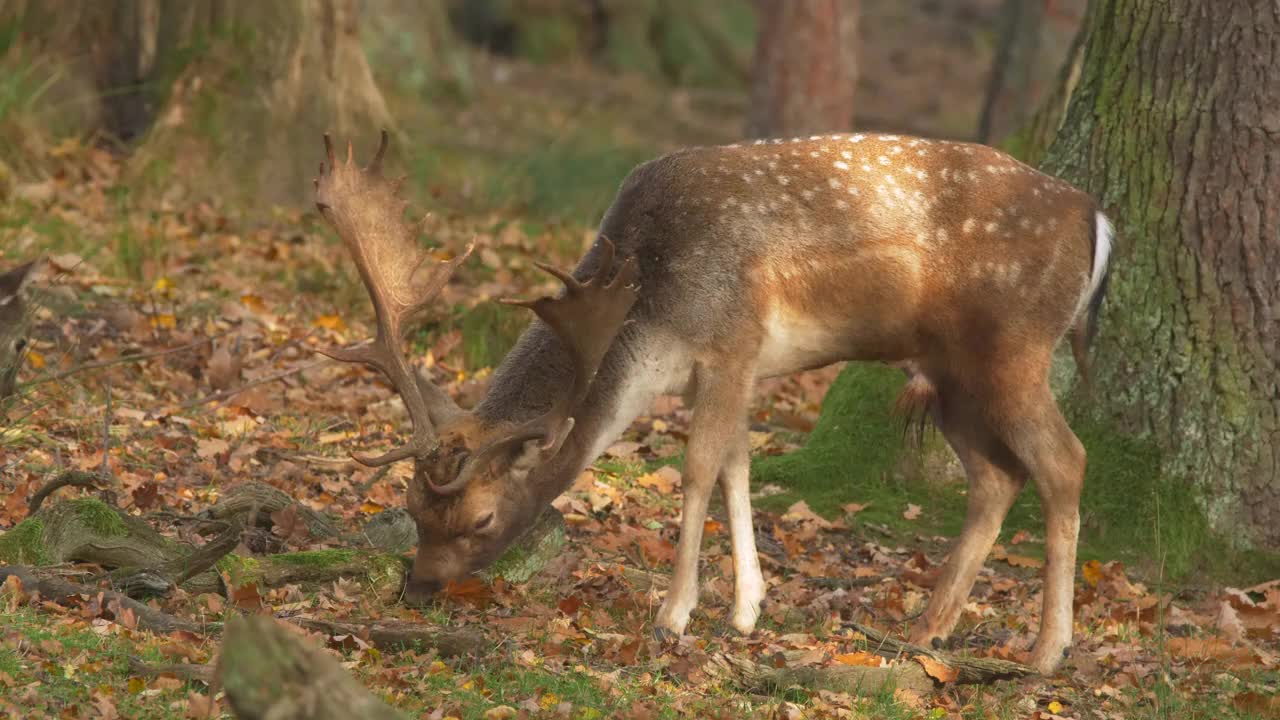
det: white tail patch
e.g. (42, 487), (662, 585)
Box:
(1074, 211), (1114, 322)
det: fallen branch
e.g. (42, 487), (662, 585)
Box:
(128, 656), (216, 685)
(708, 651), (936, 696)
(26, 470), (100, 515)
(218, 614), (407, 720)
(0, 565), (201, 635)
(287, 617), (486, 658)
(843, 622), (1035, 684)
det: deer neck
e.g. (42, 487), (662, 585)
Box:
(473, 321), (664, 505)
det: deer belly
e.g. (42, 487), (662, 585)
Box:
(756, 310), (849, 378)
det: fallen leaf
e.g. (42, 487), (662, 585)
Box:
(1082, 559), (1104, 588)
(902, 504), (922, 521)
(833, 651), (882, 667)
(1010, 529), (1034, 545)
(914, 655), (958, 683)
(1003, 553), (1044, 569)
(196, 438), (229, 459)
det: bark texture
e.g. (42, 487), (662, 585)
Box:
(746, 0), (859, 138)
(1042, 0), (1280, 548)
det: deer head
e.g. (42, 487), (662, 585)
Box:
(0, 260), (37, 400)
(314, 132), (638, 600)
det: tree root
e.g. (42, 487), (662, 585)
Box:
(218, 614), (407, 720)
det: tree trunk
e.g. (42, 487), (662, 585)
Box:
(127, 0), (394, 210)
(977, 0), (1046, 145)
(746, 0), (859, 138)
(2, 0), (397, 209)
(1041, 0), (1280, 549)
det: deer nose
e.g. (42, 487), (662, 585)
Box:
(404, 576), (443, 605)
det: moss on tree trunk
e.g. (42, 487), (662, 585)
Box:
(1040, 0), (1280, 550)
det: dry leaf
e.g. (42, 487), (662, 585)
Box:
(833, 651), (882, 667)
(915, 655), (958, 683)
(902, 504), (922, 521)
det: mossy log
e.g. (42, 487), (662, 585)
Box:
(217, 550), (408, 603)
(710, 652), (936, 696)
(712, 623), (1033, 698)
(0, 498), (407, 599)
(219, 614), (407, 720)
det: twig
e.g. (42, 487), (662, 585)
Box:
(26, 470), (100, 515)
(0, 565), (200, 635)
(18, 333), (226, 390)
(842, 621), (1035, 683)
(128, 657), (216, 685)
(179, 359), (329, 410)
(101, 377), (111, 477)
(286, 617), (487, 658)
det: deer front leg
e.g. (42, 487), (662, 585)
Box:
(654, 362), (754, 640)
(719, 425), (765, 634)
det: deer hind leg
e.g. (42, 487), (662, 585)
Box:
(718, 423), (765, 634)
(990, 381), (1086, 673)
(654, 359), (755, 639)
(910, 384), (1027, 649)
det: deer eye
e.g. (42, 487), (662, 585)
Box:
(472, 512), (494, 532)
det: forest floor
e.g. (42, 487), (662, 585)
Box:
(2, 27), (1280, 720)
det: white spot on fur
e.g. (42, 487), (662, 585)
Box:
(841, 150), (853, 160)
(828, 177), (843, 189)
(985, 221), (999, 233)
(850, 134), (866, 142)
(878, 155), (891, 166)
(963, 218), (977, 234)
(936, 228), (949, 243)
(801, 189), (815, 201)
(777, 175), (790, 185)
(834, 161), (850, 171)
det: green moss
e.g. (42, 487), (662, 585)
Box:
(0, 518), (48, 565)
(216, 553), (261, 580)
(482, 510), (566, 584)
(751, 363), (922, 520)
(271, 549), (357, 567)
(68, 498), (127, 537)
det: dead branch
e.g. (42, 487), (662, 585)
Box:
(708, 651), (936, 696)
(218, 615), (407, 720)
(0, 565), (202, 635)
(286, 616), (486, 658)
(26, 470), (100, 515)
(128, 656), (216, 685)
(843, 622), (1035, 683)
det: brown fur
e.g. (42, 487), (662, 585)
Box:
(319, 132), (1111, 673)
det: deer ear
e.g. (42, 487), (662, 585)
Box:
(0, 260), (38, 307)
(510, 417), (576, 473)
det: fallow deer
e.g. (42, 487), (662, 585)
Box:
(314, 130), (1112, 673)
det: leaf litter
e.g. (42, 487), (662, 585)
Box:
(0, 140), (1277, 720)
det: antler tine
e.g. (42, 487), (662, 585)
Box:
(323, 133), (336, 171)
(314, 131), (473, 468)
(368, 129), (390, 175)
(437, 237), (638, 495)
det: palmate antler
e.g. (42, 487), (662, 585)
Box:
(314, 131), (472, 467)
(435, 239), (640, 493)
(316, 131), (639, 496)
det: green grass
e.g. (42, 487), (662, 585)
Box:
(750, 363), (1280, 589)
(0, 606), (212, 719)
